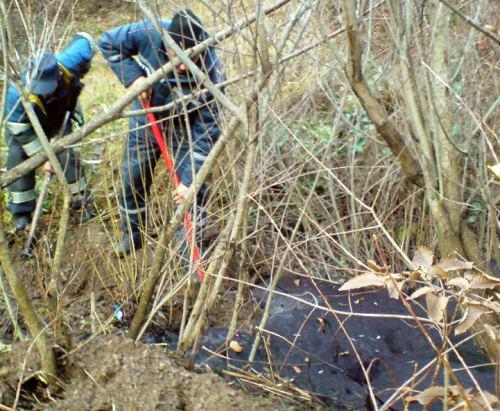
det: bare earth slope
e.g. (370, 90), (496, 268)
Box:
(1, 335), (296, 410)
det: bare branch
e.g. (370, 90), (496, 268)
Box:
(435, 0), (500, 44)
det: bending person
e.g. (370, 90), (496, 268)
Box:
(99, 9), (225, 258)
(4, 33), (97, 232)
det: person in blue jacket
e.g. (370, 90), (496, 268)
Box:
(4, 33), (97, 232)
(99, 9), (224, 257)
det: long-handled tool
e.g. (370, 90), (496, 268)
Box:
(142, 100), (206, 281)
(21, 172), (51, 258)
(21, 112), (71, 259)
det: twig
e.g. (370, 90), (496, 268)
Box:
(434, 0), (500, 44)
(122, 28), (346, 118)
(0, 4), (57, 385)
(0, 0), (10, 127)
(14, 83), (73, 349)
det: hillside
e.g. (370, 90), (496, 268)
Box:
(0, 0), (498, 410)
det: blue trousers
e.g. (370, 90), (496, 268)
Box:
(120, 103), (207, 243)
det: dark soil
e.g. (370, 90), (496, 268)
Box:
(172, 276), (497, 410)
(1, 216), (497, 410)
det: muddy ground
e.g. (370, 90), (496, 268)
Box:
(0, 216), (307, 410)
(1, 218), (496, 410)
(0, 335), (299, 410)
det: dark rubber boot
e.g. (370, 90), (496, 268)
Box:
(72, 194), (96, 224)
(13, 213), (32, 232)
(114, 234), (143, 258)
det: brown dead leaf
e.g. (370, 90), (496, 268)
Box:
(437, 257), (473, 272)
(293, 279), (301, 287)
(408, 271), (422, 282)
(292, 366), (301, 374)
(469, 273), (500, 290)
(448, 385), (472, 397)
(426, 293), (449, 322)
(483, 300), (500, 313)
(469, 391), (498, 410)
(429, 265), (449, 280)
(386, 280), (402, 299)
(406, 386), (446, 405)
(409, 286), (436, 300)
(455, 390), (497, 410)
(339, 272), (386, 291)
(446, 277), (470, 291)
(455, 303), (491, 335)
(229, 340), (244, 353)
(412, 247), (434, 272)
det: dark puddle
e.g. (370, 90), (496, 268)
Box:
(146, 277), (495, 409)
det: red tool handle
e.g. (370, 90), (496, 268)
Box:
(142, 100), (205, 281)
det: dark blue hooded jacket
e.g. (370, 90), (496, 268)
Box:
(98, 19), (224, 106)
(98, 19), (225, 186)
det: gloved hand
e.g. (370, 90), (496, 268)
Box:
(173, 182), (191, 205)
(41, 160), (54, 174)
(72, 102), (85, 126)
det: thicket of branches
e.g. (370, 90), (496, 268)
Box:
(0, 0), (498, 408)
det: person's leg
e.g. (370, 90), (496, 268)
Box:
(117, 108), (160, 256)
(5, 136), (36, 231)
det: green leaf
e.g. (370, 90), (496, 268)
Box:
(354, 135), (366, 153)
(452, 82), (463, 95)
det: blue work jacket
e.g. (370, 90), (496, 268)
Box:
(99, 19), (225, 186)
(98, 19), (225, 112)
(4, 33), (95, 155)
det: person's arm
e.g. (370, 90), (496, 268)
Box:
(173, 104), (221, 204)
(98, 21), (151, 88)
(175, 48), (224, 197)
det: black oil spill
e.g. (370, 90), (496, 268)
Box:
(146, 276), (495, 410)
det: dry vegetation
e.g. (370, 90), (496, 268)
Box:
(0, 0), (498, 409)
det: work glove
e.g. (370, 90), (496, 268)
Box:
(72, 102), (85, 126)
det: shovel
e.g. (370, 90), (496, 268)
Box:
(20, 172), (51, 258)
